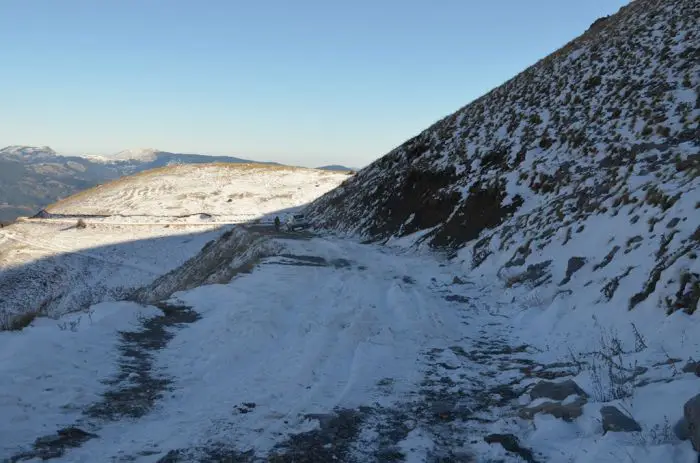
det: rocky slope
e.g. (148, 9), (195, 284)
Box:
(0, 146), (280, 223)
(308, 0), (700, 316)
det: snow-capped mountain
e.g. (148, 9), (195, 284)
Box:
(0, 145), (58, 160)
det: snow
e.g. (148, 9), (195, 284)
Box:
(0, 302), (161, 458)
(3, 213), (697, 461)
(0, 235), (476, 460)
(2, 213), (699, 460)
(0, 145), (57, 160)
(110, 147), (161, 161)
(46, 163), (349, 224)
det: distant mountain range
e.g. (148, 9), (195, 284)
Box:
(0, 146), (352, 223)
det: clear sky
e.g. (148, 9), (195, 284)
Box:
(0, 0), (628, 168)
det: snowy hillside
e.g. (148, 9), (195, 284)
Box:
(0, 145), (280, 223)
(309, 0), (699, 316)
(45, 163), (345, 221)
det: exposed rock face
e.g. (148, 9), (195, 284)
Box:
(600, 406), (642, 433)
(684, 394), (700, 451)
(560, 257), (587, 285)
(683, 361), (700, 376)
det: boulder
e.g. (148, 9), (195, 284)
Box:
(682, 360), (700, 376)
(600, 406), (641, 433)
(674, 416), (690, 441)
(683, 394), (700, 451)
(519, 397), (586, 422)
(529, 379), (587, 401)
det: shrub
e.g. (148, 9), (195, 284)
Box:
(529, 113), (543, 125)
(76, 219), (87, 229)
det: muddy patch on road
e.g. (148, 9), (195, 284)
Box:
(86, 302), (200, 420)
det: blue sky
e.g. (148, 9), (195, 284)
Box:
(0, 0), (628, 167)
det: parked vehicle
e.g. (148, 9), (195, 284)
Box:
(286, 213), (310, 231)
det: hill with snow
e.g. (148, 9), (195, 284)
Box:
(0, 146), (281, 224)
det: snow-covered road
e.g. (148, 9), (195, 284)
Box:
(2, 229), (699, 462)
(0, 233), (521, 461)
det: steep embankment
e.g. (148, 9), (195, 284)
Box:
(309, 0), (700, 316)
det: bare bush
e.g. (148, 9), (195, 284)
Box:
(57, 317), (81, 332)
(566, 320), (649, 402)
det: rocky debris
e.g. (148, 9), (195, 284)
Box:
(444, 294), (470, 303)
(600, 406), (642, 433)
(519, 361), (579, 380)
(529, 379), (587, 401)
(506, 261), (552, 288)
(11, 427), (99, 461)
(667, 271), (700, 315)
(519, 397), (587, 422)
(269, 409), (366, 462)
(683, 394), (700, 451)
(683, 360), (700, 376)
(235, 402), (257, 414)
(484, 433), (538, 463)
